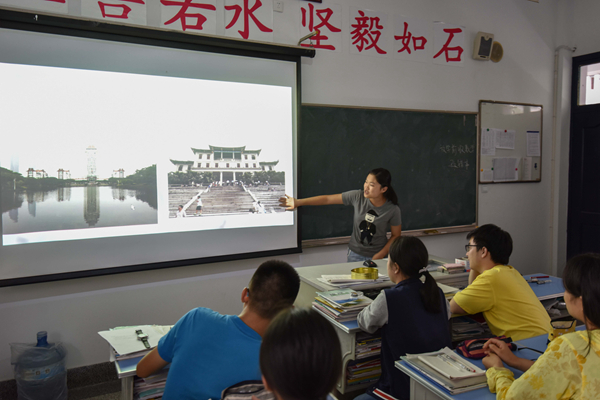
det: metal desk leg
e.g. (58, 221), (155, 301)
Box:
(121, 376), (134, 400)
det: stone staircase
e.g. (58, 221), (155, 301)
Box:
(247, 184), (286, 213)
(200, 185), (255, 215)
(168, 184), (286, 217)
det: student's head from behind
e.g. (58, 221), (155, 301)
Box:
(366, 168), (399, 205)
(260, 308), (342, 400)
(562, 253), (600, 330)
(247, 260), (300, 320)
(388, 235), (428, 279)
(388, 236), (442, 314)
(466, 224), (513, 267)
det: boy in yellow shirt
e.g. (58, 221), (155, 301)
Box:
(449, 224), (551, 341)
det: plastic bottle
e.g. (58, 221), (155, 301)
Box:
(13, 331), (67, 400)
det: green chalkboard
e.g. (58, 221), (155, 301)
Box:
(299, 105), (477, 242)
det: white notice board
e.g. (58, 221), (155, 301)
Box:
(478, 101), (543, 183)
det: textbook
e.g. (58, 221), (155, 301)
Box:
(398, 347), (487, 394)
(316, 288), (373, 309)
(417, 348), (485, 380)
(313, 288), (373, 323)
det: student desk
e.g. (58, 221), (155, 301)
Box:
(294, 256), (461, 395)
(295, 263), (565, 395)
(112, 352), (142, 400)
(397, 326), (586, 400)
(395, 340), (543, 400)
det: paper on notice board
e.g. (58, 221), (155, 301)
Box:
(522, 157), (532, 180)
(481, 128), (496, 156)
(492, 157), (519, 182)
(480, 169), (493, 182)
(495, 129), (516, 149)
(527, 131), (541, 156)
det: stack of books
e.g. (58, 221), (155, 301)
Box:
(355, 331), (382, 359)
(398, 347), (487, 395)
(455, 257), (470, 271)
(312, 288), (373, 323)
(347, 357), (381, 387)
(134, 369), (169, 400)
(437, 263), (466, 274)
(347, 330), (383, 387)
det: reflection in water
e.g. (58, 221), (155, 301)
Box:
(84, 186), (100, 226)
(2, 186), (157, 234)
(112, 187), (126, 201)
(28, 200), (36, 217)
(9, 208), (18, 223)
(57, 187), (71, 202)
(1, 189), (23, 218)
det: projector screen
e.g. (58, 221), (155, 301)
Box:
(0, 22), (301, 286)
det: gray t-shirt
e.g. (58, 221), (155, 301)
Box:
(342, 190), (402, 257)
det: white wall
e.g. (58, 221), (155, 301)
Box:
(572, 0), (600, 57)
(0, 0), (578, 382)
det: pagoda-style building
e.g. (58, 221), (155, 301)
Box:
(170, 145), (279, 183)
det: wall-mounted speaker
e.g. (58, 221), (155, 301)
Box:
(473, 31), (494, 61)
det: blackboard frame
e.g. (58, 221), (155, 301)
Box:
(299, 104), (479, 247)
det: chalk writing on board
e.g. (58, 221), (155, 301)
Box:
(449, 159), (470, 170)
(439, 144), (475, 155)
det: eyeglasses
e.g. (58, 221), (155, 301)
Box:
(465, 244), (478, 252)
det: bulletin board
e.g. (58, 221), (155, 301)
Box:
(479, 101), (543, 183)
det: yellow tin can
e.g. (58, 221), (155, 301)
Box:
(350, 267), (378, 280)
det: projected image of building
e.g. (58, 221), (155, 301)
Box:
(168, 145), (285, 218)
(170, 146), (279, 183)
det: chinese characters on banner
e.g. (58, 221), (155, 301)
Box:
(224, 0), (273, 42)
(6, 0), (467, 66)
(299, 2), (341, 52)
(81, 0), (147, 26)
(0, 0), (68, 14)
(160, 0), (217, 34)
(392, 15), (430, 63)
(433, 22), (465, 66)
(349, 7), (388, 55)
(308, 6), (464, 67)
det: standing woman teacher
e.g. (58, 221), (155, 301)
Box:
(279, 168), (402, 262)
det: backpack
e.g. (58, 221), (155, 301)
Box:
(220, 380), (275, 400)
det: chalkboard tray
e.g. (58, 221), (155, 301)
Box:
(299, 104), (478, 244)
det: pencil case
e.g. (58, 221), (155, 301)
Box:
(455, 335), (516, 359)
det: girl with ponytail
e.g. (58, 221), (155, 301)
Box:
(355, 236), (451, 400)
(279, 168), (402, 262)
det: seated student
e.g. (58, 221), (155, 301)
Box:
(259, 308), (342, 400)
(355, 236), (451, 400)
(136, 260), (300, 400)
(449, 224), (552, 341)
(482, 253), (600, 399)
